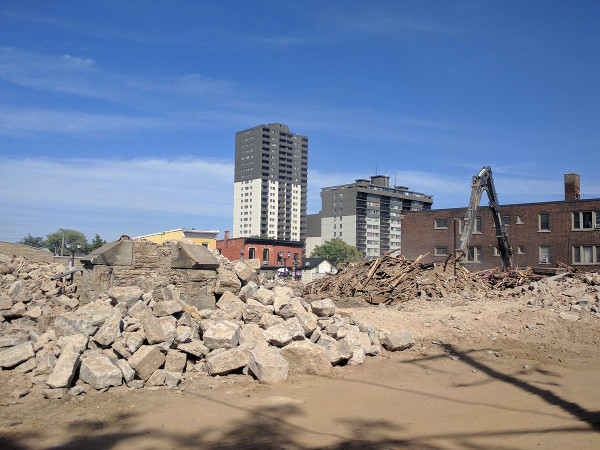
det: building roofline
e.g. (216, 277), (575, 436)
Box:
(403, 197), (600, 214)
(134, 228), (219, 239)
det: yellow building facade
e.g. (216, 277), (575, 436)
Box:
(135, 228), (219, 249)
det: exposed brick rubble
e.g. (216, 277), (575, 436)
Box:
(0, 240), (417, 399)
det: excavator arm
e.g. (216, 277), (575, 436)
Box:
(457, 166), (513, 270)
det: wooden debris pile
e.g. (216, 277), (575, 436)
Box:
(304, 252), (539, 305)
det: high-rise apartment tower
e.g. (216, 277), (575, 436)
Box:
(233, 123), (308, 241)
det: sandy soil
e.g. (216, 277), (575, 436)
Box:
(1, 294), (599, 449)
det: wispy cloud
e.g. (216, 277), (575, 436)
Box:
(0, 157), (234, 241)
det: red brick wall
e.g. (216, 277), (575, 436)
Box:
(402, 199), (600, 270)
(216, 239), (303, 268)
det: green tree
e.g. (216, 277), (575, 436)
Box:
(18, 234), (45, 248)
(310, 238), (362, 265)
(44, 228), (88, 255)
(87, 234), (107, 252)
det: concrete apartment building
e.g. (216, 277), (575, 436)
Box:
(233, 123), (308, 242)
(402, 174), (600, 270)
(307, 175), (433, 258)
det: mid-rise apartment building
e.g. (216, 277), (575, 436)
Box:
(402, 174), (600, 270)
(233, 123), (308, 242)
(307, 175), (433, 258)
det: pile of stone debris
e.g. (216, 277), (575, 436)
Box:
(0, 241), (413, 400)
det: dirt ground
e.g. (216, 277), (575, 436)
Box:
(1, 293), (599, 449)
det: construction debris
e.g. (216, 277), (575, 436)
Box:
(0, 240), (406, 399)
(304, 252), (588, 305)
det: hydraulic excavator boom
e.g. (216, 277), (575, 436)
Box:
(457, 166), (514, 270)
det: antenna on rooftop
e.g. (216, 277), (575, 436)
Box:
(375, 163), (378, 175)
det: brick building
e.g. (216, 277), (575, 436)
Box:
(402, 174), (600, 270)
(216, 231), (303, 278)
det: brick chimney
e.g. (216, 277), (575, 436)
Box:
(564, 173), (580, 201)
(224, 230), (230, 240)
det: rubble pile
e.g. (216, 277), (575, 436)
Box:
(304, 253), (600, 313)
(305, 253), (492, 304)
(0, 243), (411, 400)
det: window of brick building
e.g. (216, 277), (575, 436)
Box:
(460, 217), (481, 234)
(539, 245), (550, 264)
(262, 248), (269, 265)
(517, 245), (525, 254)
(516, 215), (524, 224)
(434, 219), (448, 229)
(434, 247), (448, 256)
(466, 246), (481, 263)
(572, 211), (600, 230)
(539, 213), (550, 231)
(572, 245), (599, 264)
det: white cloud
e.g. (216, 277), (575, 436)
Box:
(0, 157), (234, 241)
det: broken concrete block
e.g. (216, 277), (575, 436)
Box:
(203, 320), (241, 350)
(53, 315), (97, 338)
(165, 350), (187, 373)
(152, 300), (184, 317)
(238, 324), (266, 349)
(0, 341), (35, 368)
(382, 330), (415, 351)
(79, 354), (123, 389)
(46, 345), (82, 388)
(215, 266), (242, 295)
(117, 359), (135, 383)
(238, 281), (259, 301)
(233, 260), (259, 284)
(242, 299), (273, 324)
(177, 340), (209, 358)
(280, 341), (332, 375)
(264, 318), (304, 347)
(206, 347), (249, 376)
(108, 286), (143, 308)
(81, 240), (133, 266)
(93, 307), (123, 346)
(128, 345), (166, 381)
(248, 345), (289, 383)
(252, 287), (275, 306)
(129, 301), (165, 344)
(170, 242), (219, 269)
(57, 334), (88, 353)
(310, 298), (336, 317)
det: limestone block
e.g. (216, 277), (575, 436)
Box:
(57, 334), (88, 353)
(238, 281), (259, 301)
(182, 293), (216, 311)
(165, 350), (187, 373)
(206, 347), (249, 376)
(42, 388), (68, 399)
(25, 306), (42, 319)
(54, 315), (97, 338)
(8, 280), (26, 302)
(278, 300), (317, 336)
(175, 325), (192, 344)
(252, 287), (275, 306)
(239, 324), (266, 349)
(242, 299), (273, 324)
(46, 345), (82, 388)
(215, 266), (242, 295)
(164, 371), (181, 388)
(170, 242), (220, 269)
(79, 354), (123, 389)
(310, 299), (336, 317)
(0, 341), (34, 368)
(0, 296), (13, 310)
(382, 331), (415, 351)
(129, 301), (165, 344)
(203, 320), (241, 350)
(111, 339), (132, 359)
(147, 369), (166, 386)
(159, 316), (177, 348)
(216, 291), (245, 320)
(81, 240), (133, 266)
(93, 307), (123, 346)
(259, 313), (284, 330)
(177, 340), (209, 358)
(264, 318), (304, 347)
(128, 345), (166, 381)
(15, 357), (37, 374)
(117, 359), (135, 383)
(280, 341), (332, 375)
(233, 260), (259, 284)
(123, 331), (144, 353)
(108, 286), (143, 308)
(0, 333), (28, 348)
(152, 300), (184, 317)
(248, 345), (289, 383)
(55, 295), (79, 309)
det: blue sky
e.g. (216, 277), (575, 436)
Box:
(1, 0), (599, 243)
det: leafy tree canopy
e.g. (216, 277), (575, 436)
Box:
(310, 238), (362, 265)
(44, 228), (88, 254)
(18, 234), (44, 248)
(88, 234), (107, 252)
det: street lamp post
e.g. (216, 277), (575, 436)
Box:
(283, 251), (291, 280)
